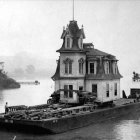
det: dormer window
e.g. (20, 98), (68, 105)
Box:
(67, 38), (70, 48)
(88, 62), (97, 74)
(106, 62), (109, 74)
(65, 36), (72, 49)
(114, 62), (118, 74)
(105, 61), (110, 74)
(80, 39), (83, 48)
(78, 38), (83, 49)
(90, 63), (95, 74)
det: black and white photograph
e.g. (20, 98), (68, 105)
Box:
(0, 0), (140, 140)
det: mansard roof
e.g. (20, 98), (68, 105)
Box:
(56, 41), (85, 53)
(86, 49), (111, 56)
(51, 59), (60, 81)
(85, 57), (122, 80)
(52, 47), (122, 81)
(84, 46), (113, 56)
(57, 21), (85, 53)
(85, 73), (122, 80)
(83, 43), (117, 60)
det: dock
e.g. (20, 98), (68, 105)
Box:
(18, 81), (40, 85)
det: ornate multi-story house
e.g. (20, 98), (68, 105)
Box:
(52, 20), (122, 104)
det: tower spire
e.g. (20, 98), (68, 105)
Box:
(73, 0), (74, 20)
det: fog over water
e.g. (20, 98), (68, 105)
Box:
(0, 79), (54, 113)
(0, 0), (140, 94)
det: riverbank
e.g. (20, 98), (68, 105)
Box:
(0, 70), (20, 89)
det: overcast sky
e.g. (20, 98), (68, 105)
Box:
(0, 0), (140, 93)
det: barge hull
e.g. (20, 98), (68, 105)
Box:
(1, 102), (140, 134)
(40, 102), (140, 133)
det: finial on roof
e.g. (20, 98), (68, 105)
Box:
(82, 25), (83, 28)
(63, 26), (65, 30)
(66, 25), (69, 32)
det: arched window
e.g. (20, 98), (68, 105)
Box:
(63, 58), (73, 74)
(65, 63), (68, 74)
(78, 58), (84, 74)
(79, 38), (83, 49)
(69, 61), (72, 74)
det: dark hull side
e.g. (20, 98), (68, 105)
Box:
(1, 102), (140, 134)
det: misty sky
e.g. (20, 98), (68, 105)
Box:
(0, 0), (140, 93)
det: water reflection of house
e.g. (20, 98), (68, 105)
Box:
(52, 20), (122, 104)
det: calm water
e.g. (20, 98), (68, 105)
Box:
(0, 79), (54, 113)
(0, 79), (140, 140)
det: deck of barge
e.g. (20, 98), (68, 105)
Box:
(113, 98), (135, 106)
(0, 98), (136, 121)
(0, 98), (138, 133)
